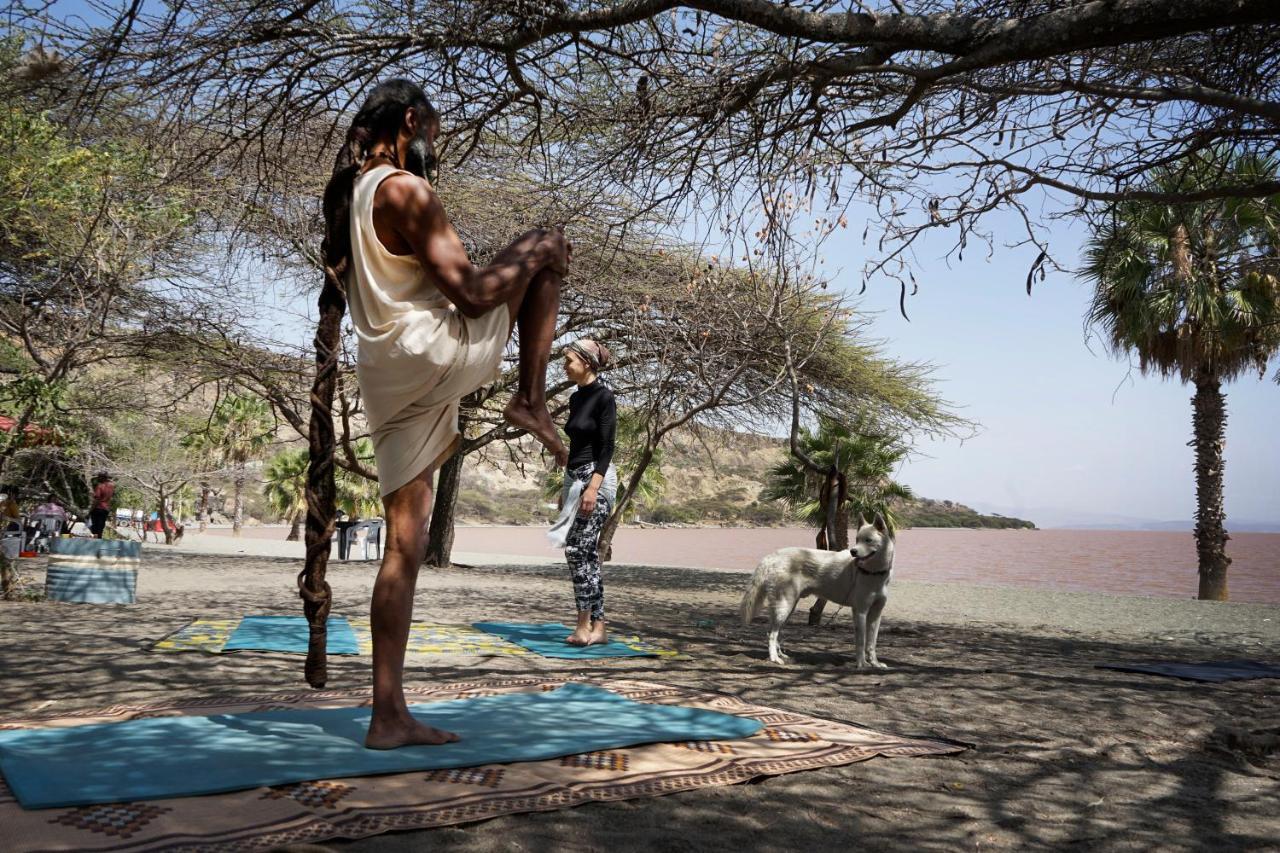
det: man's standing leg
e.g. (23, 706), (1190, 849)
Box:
(365, 462), (459, 749)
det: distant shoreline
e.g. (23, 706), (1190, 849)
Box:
(180, 526), (1280, 604)
(202, 521), (1279, 533)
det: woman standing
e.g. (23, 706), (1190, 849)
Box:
(558, 339), (618, 646)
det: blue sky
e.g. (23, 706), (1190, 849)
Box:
(833, 212), (1280, 527)
(252, 201), (1279, 528)
(234, 172), (1280, 529)
(32, 1), (1277, 527)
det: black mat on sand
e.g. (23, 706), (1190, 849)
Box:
(1096, 660), (1280, 682)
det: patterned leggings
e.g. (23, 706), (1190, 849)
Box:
(565, 466), (610, 621)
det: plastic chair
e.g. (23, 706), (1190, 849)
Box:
(27, 513), (64, 553)
(1, 521), (23, 560)
(341, 519), (383, 561)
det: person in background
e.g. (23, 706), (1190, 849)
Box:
(89, 473), (115, 539)
(555, 338), (618, 647)
(33, 494), (68, 534)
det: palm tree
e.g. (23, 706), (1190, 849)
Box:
(335, 438), (381, 519)
(208, 395), (274, 536)
(762, 415), (914, 548)
(262, 448), (308, 541)
(180, 429), (221, 531)
(1082, 151), (1280, 600)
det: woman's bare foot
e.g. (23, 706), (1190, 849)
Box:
(585, 620), (608, 646)
(565, 613), (592, 645)
(504, 395), (567, 464)
(365, 714), (459, 750)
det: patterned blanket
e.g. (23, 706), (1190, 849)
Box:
(0, 677), (963, 852)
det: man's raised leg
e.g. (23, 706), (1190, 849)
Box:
(502, 267), (568, 465)
(365, 465), (459, 749)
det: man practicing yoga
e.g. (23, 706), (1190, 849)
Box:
(322, 79), (571, 748)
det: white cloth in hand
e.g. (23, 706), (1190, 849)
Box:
(546, 478), (587, 549)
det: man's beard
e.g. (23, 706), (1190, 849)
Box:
(404, 135), (439, 186)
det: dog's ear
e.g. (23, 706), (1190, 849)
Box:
(857, 512), (868, 529)
(873, 512), (888, 534)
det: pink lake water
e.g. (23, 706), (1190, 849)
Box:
(211, 526), (1280, 604)
(449, 527), (1280, 604)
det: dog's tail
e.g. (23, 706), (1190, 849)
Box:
(739, 565), (767, 625)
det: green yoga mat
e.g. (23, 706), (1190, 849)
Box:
(0, 683), (762, 809)
(472, 621), (675, 658)
(222, 615), (359, 655)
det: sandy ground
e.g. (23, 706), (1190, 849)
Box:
(1, 546), (1278, 852)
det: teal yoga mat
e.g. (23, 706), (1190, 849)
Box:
(0, 684), (762, 809)
(473, 621), (670, 658)
(223, 615), (359, 655)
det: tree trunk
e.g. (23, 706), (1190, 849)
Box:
(824, 468), (842, 549)
(300, 259), (347, 689)
(1192, 370), (1231, 600)
(232, 466), (244, 536)
(833, 502), (850, 550)
(286, 511), (301, 542)
(0, 553), (14, 601)
(597, 446), (654, 563)
(197, 484), (209, 532)
(808, 469), (845, 625)
(424, 447), (464, 567)
(158, 488), (175, 545)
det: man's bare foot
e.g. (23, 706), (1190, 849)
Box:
(504, 396), (567, 464)
(585, 621), (608, 646)
(365, 715), (460, 750)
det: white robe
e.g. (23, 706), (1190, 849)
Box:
(347, 165), (509, 496)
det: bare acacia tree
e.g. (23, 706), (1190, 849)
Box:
(86, 414), (219, 546)
(589, 233), (959, 559)
(37, 0), (1276, 675)
(37, 1), (1280, 280)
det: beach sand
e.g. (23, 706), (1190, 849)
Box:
(1, 543), (1277, 851)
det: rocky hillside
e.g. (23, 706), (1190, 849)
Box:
(454, 429), (1035, 529)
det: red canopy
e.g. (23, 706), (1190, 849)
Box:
(0, 415), (58, 444)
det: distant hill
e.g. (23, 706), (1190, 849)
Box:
(455, 428), (1036, 529)
(967, 502), (1277, 532)
(897, 498), (1036, 530)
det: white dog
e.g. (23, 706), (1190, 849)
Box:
(739, 513), (894, 667)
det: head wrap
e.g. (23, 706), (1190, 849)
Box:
(566, 339), (612, 373)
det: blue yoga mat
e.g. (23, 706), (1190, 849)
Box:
(0, 683), (761, 809)
(473, 621), (666, 659)
(1096, 659), (1280, 682)
(222, 615), (359, 655)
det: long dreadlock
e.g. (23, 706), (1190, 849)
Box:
(300, 80), (439, 688)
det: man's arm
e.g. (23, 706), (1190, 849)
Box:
(378, 173), (567, 319)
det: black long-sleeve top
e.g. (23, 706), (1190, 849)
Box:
(565, 379), (616, 477)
